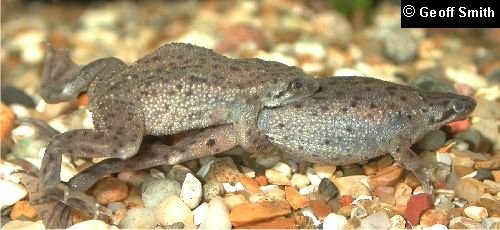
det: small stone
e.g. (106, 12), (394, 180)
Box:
(0, 103), (15, 141)
(91, 177), (129, 204)
(332, 175), (369, 196)
(323, 213), (347, 230)
(309, 200), (332, 220)
(299, 184), (315, 195)
(306, 167), (321, 186)
(300, 207), (321, 227)
(290, 173), (310, 189)
(350, 205), (368, 218)
(204, 157), (242, 184)
(254, 175), (268, 186)
(419, 209), (449, 227)
(192, 202), (208, 226)
(10, 200), (38, 220)
(318, 178), (339, 201)
(237, 217), (295, 229)
(155, 195), (193, 226)
(265, 169), (290, 185)
(453, 165), (475, 177)
(368, 165), (404, 189)
(180, 173), (202, 209)
(123, 187), (144, 209)
(271, 162), (293, 178)
(166, 165), (192, 183)
(229, 201), (291, 227)
(203, 181), (224, 202)
(436, 152), (452, 165)
(255, 152), (281, 168)
(285, 186), (309, 210)
(239, 175), (260, 193)
(449, 216), (482, 229)
(118, 207), (158, 229)
(454, 177), (485, 204)
(417, 130), (447, 151)
(222, 182), (244, 193)
(464, 206), (489, 221)
(341, 164), (364, 176)
(223, 194), (246, 209)
(394, 183), (412, 197)
(359, 211), (391, 229)
(383, 30), (418, 64)
(141, 178), (181, 208)
(240, 166), (255, 178)
(390, 215), (406, 229)
(455, 129), (482, 152)
(1, 220), (44, 229)
(472, 168), (495, 181)
(404, 193), (433, 226)
(249, 186), (285, 203)
(67, 220), (119, 230)
(340, 195), (354, 206)
(376, 155), (394, 170)
(475, 158), (500, 170)
(349, 182), (371, 199)
(362, 162), (378, 176)
(0, 180), (27, 207)
(199, 196), (231, 229)
(481, 217), (500, 229)
(313, 164), (336, 179)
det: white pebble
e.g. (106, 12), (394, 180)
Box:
(180, 173), (202, 209)
(300, 207), (321, 226)
(359, 212), (391, 229)
(155, 195), (193, 226)
(464, 206), (489, 221)
(222, 182), (244, 193)
(313, 164), (336, 179)
(0, 180), (27, 207)
(192, 202), (208, 226)
(1, 220), (45, 229)
(390, 215), (406, 229)
(199, 196), (231, 230)
(67, 220), (118, 230)
(141, 178), (181, 208)
(223, 194), (246, 209)
(436, 152), (452, 165)
(323, 213), (347, 230)
(119, 208), (158, 229)
(290, 173), (310, 189)
(427, 224), (448, 230)
(265, 169), (290, 185)
(299, 184), (316, 195)
(255, 152), (282, 168)
(272, 162), (292, 178)
(306, 167), (321, 186)
(240, 166), (255, 178)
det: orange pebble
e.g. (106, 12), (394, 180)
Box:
(340, 195), (353, 206)
(77, 93), (89, 107)
(255, 175), (268, 186)
(0, 103), (15, 141)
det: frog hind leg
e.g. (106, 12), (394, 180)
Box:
(68, 124), (238, 192)
(39, 99), (144, 203)
(388, 139), (432, 193)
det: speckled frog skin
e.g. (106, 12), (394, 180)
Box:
(24, 76), (476, 228)
(38, 43), (318, 198)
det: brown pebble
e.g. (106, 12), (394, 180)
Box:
(0, 103), (15, 141)
(368, 165), (403, 189)
(420, 209), (449, 227)
(240, 175), (260, 193)
(123, 186), (144, 209)
(10, 200), (38, 220)
(492, 170), (500, 182)
(475, 158), (500, 170)
(255, 175), (268, 186)
(284, 186), (309, 210)
(453, 165), (475, 177)
(91, 177), (129, 204)
(362, 162), (378, 176)
(229, 201), (291, 227)
(338, 204), (354, 217)
(454, 178), (485, 204)
(309, 200), (332, 220)
(72, 209), (89, 224)
(237, 217), (296, 229)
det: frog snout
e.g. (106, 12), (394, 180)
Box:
(451, 97), (476, 115)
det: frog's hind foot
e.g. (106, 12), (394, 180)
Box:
(11, 170), (111, 229)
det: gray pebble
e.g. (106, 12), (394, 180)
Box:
(318, 178), (338, 201)
(417, 130), (447, 151)
(203, 181), (224, 202)
(141, 178), (181, 208)
(472, 168), (494, 181)
(383, 30), (418, 64)
(119, 208), (158, 229)
(455, 128), (482, 151)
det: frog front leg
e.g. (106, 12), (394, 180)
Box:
(230, 99), (275, 154)
(40, 99), (144, 198)
(388, 139), (432, 193)
(68, 125), (238, 192)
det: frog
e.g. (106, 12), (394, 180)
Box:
(38, 43), (319, 202)
(22, 76), (475, 228)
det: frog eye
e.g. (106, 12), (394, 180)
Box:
(452, 100), (466, 113)
(290, 80), (303, 90)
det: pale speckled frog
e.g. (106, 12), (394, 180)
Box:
(38, 43), (318, 200)
(21, 76), (475, 228)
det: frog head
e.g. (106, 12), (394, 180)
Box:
(40, 44), (84, 103)
(261, 74), (319, 107)
(418, 91), (477, 130)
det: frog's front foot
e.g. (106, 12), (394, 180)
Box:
(12, 170), (111, 228)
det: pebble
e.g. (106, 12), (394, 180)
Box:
(300, 207), (321, 226)
(331, 175), (369, 196)
(389, 215), (406, 229)
(306, 167), (321, 186)
(117, 170), (149, 187)
(359, 211), (391, 229)
(204, 157), (242, 184)
(475, 158), (500, 170)
(199, 196), (231, 230)
(222, 194), (246, 209)
(222, 182), (244, 193)
(464, 205), (489, 221)
(192, 202), (208, 226)
(239, 175), (260, 193)
(229, 201), (291, 227)
(2, 220), (45, 229)
(318, 177), (339, 201)
(203, 181), (224, 201)
(118, 207), (158, 229)
(404, 193), (433, 226)
(67, 220), (119, 230)
(249, 185), (285, 203)
(10, 200), (38, 220)
(255, 152), (281, 168)
(299, 184), (316, 195)
(166, 164), (192, 183)
(91, 177), (129, 204)
(290, 173), (310, 189)
(240, 166), (255, 178)
(383, 30), (418, 64)
(362, 162), (378, 176)
(265, 169), (290, 185)
(417, 130), (447, 151)
(419, 209), (449, 227)
(141, 178), (181, 208)
(350, 205), (368, 218)
(348, 182), (372, 199)
(323, 213), (347, 230)
(313, 164), (336, 179)
(454, 177), (485, 203)
(368, 165), (404, 189)
(376, 155), (394, 170)
(455, 128), (482, 152)
(180, 173), (202, 209)
(309, 199), (332, 220)
(341, 164), (365, 176)
(254, 175), (268, 186)
(1, 103), (15, 142)
(481, 217), (500, 229)
(0, 180), (27, 207)
(449, 216), (482, 229)
(155, 195), (193, 226)
(472, 168), (495, 181)
(436, 151), (453, 166)
(285, 186), (309, 210)
(237, 217), (296, 229)
(271, 162), (293, 178)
